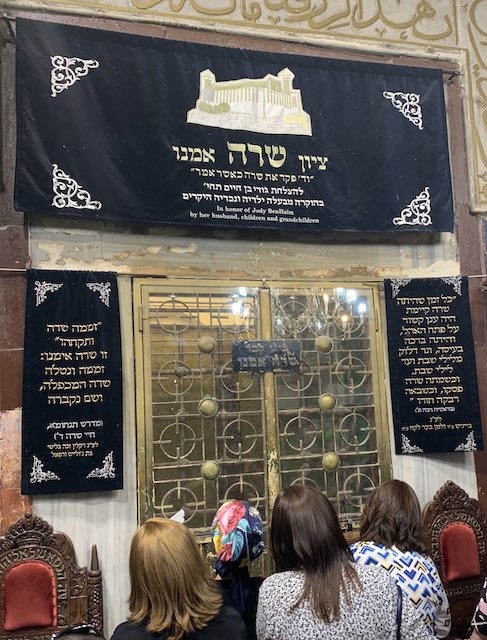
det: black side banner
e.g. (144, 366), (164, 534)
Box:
(15, 19), (453, 233)
(385, 276), (483, 455)
(22, 270), (123, 494)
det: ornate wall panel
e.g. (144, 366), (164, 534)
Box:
(4, 0), (459, 43)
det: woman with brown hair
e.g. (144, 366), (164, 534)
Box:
(256, 484), (432, 640)
(352, 479), (450, 638)
(111, 518), (246, 640)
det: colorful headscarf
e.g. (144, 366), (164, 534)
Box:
(212, 500), (264, 575)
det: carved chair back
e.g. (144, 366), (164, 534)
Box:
(423, 481), (487, 639)
(0, 513), (103, 640)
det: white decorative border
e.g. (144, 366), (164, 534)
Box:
(51, 55), (99, 97)
(34, 280), (63, 306)
(393, 187), (431, 226)
(87, 451), (116, 479)
(383, 91), (423, 130)
(441, 275), (462, 296)
(30, 455), (60, 483)
(86, 282), (111, 307)
(390, 278), (411, 298)
(455, 431), (477, 452)
(401, 434), (424, 454)
(52, 164), (102, 210)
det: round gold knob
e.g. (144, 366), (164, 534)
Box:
(319, 393), (337, 411)
(315, 336), (333, 353)
(322, 452), (340, 471)
(198, 397), (219, 417)
(201, 461), (221, 481)
(197, 336), (216, 354)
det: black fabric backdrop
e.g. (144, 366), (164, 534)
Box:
(15, 18), (453, 233)
(385, 276), (483, 455)
(22, 270), (123, 494)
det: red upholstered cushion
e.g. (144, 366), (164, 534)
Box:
(3, 560), (57, 631)
(440, 521), (481, 583)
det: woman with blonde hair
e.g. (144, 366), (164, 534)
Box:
(352, 479), (450, 638)
(111, 518), (246, 640)
(257, 484), (432, 640)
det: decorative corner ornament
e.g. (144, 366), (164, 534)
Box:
(442, 275), (463, 296)
(393, 187), (431, 226)
(401, 434), (424, 454)
(455, 431), (477, 452)
(390, 278), (412, 299)
(52, 164), (102, 210)
(51, 55), (99, 97)
(34, 280), (63, 306)
(383, 91), (423, 130)
(30, 455), (60, 483)
(87, 282), (111, 307)
(87, 451), (116, 479)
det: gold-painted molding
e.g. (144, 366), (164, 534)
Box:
(6, 0), (487, 210)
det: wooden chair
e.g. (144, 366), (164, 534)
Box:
(51, 624), (106, 640)
(0, 513), (103, 640)
(423, 481), (487, 639)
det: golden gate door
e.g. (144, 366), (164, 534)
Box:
(134, 279), (391, 560)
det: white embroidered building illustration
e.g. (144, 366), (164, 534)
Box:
(187, 67), (312, 136)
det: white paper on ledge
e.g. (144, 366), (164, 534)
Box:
(170, 508), (185, 523)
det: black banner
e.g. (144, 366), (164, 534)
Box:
(15, 19), (453, 233)
(385, 276), (483, 455)
(22, 270), (123, 494)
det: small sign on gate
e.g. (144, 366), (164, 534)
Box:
(232, 339), (301, 373)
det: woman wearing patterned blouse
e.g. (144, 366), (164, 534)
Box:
(352, 479), (450, 638)
(470, 578), (487, 638)
(256, 485), (433, 640)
